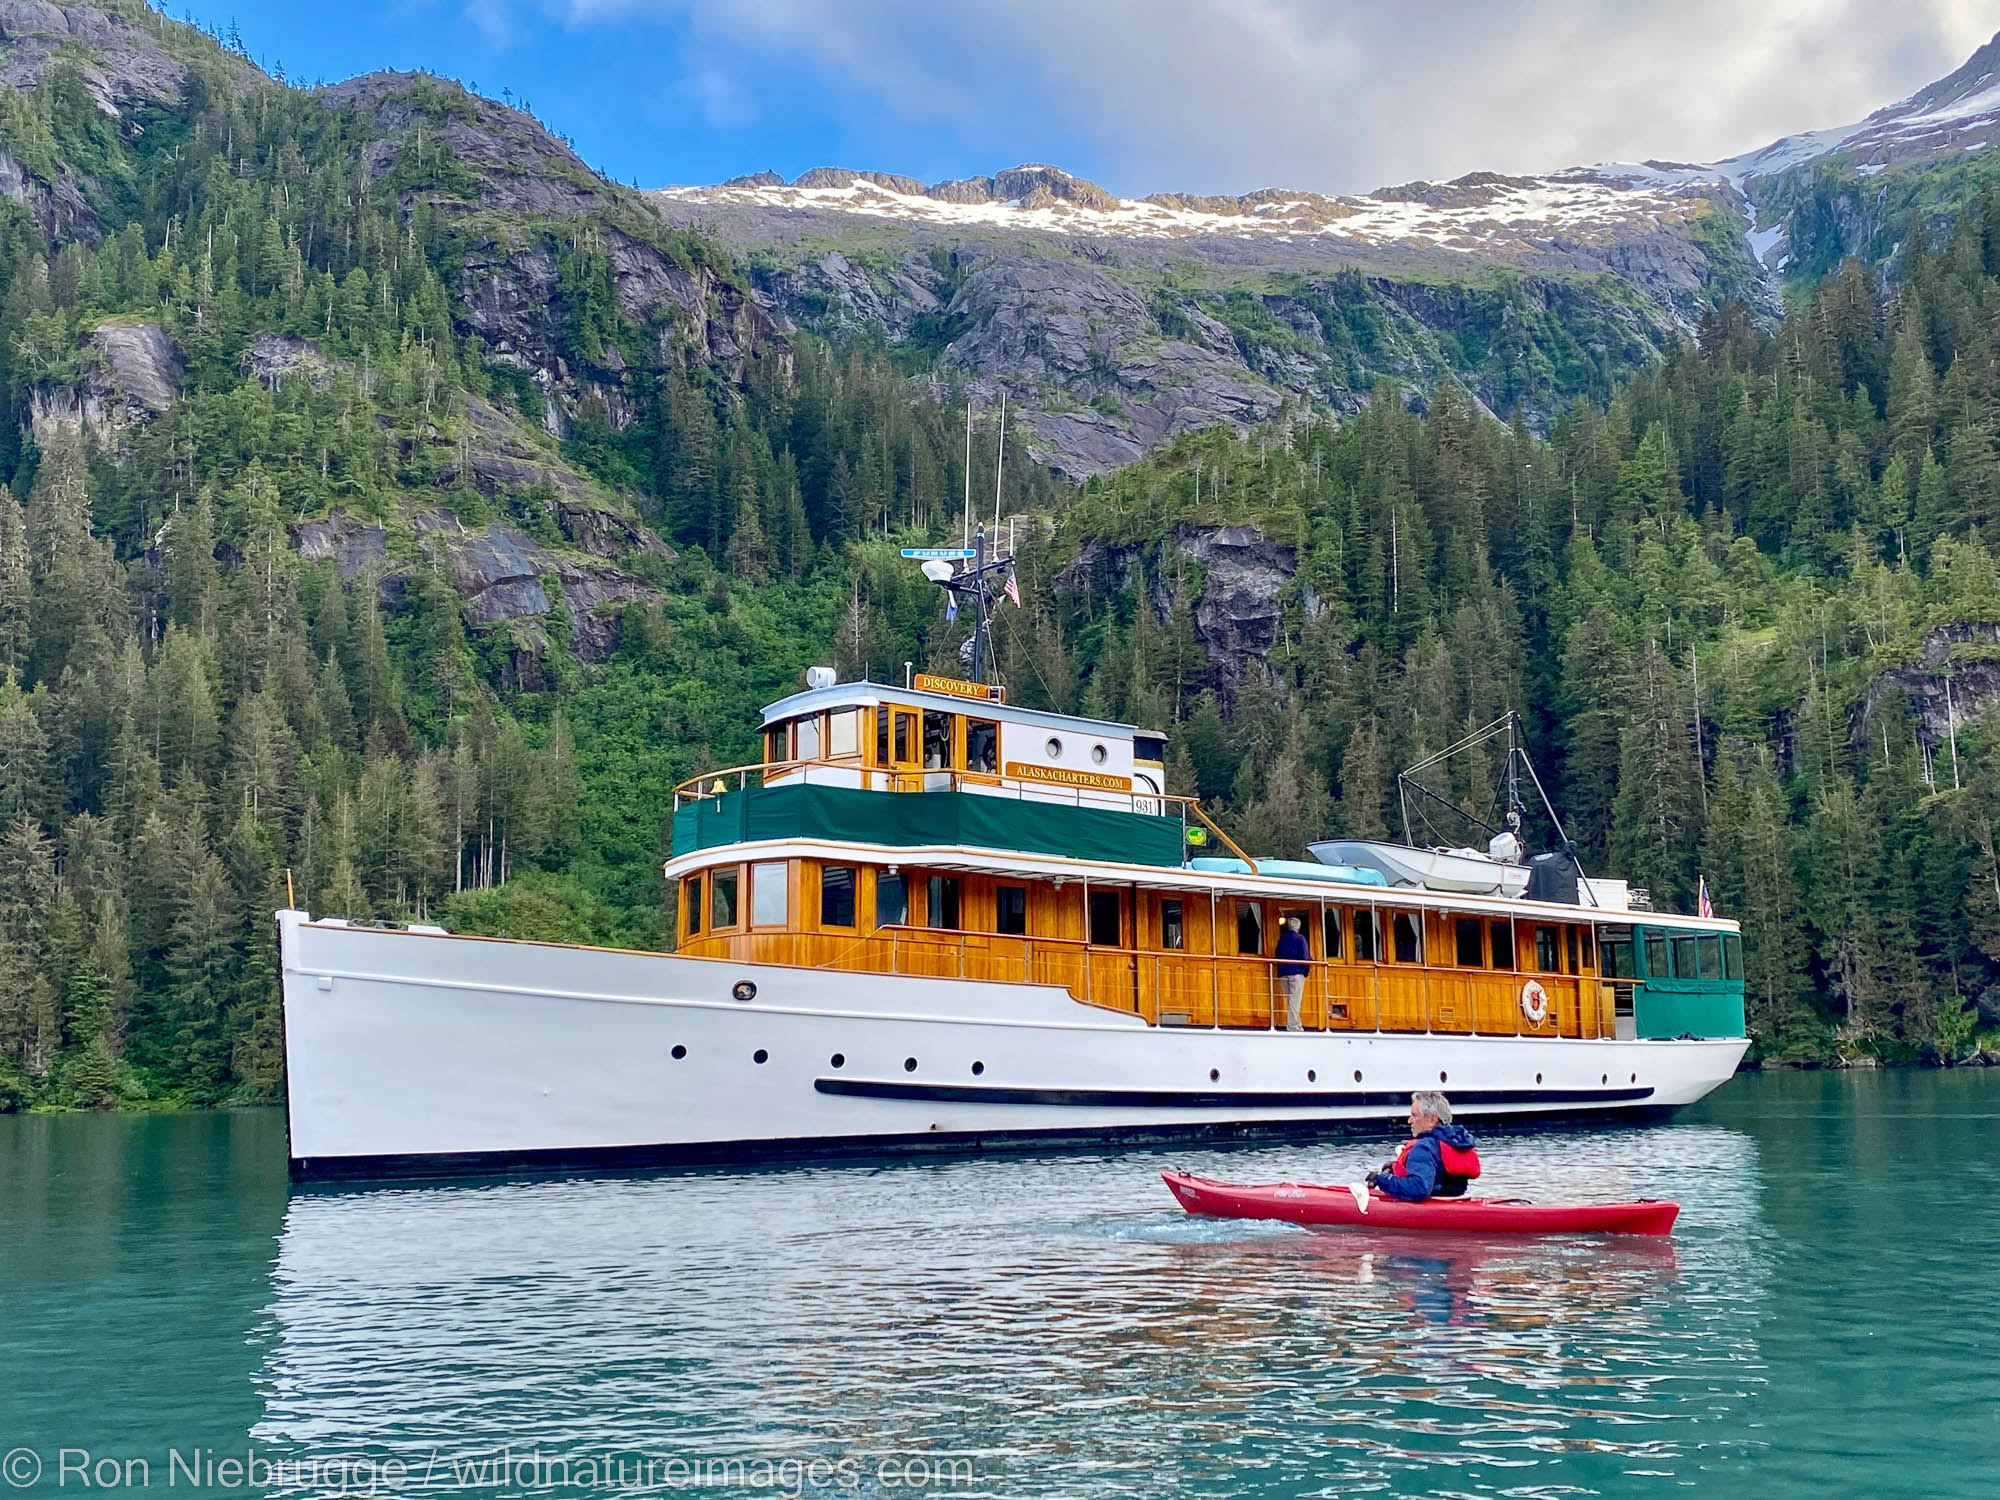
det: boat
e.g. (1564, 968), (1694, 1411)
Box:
(1309, 840), (1532, 897)
(277, 553), (1748, 1178)
(1161, 1171), (1679, 1235)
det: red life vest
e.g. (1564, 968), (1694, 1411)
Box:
(1389, 1134), (1482, 1193)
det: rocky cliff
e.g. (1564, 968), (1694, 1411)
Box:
(659, 163), (1751, 477)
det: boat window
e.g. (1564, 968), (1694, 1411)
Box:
(820, 866), (856, 928)
(765, 723), (788, 764)
(1162, 899), (1185, 951)
(928, 875), (961, 930)
(1602, 935), (1635, 979)
(965, 719), (999, 775)
(1135, 735), (1166, 762)
(1698, 935), (1724, 981)
(876, 871), (907, 927)
(894, 712), (916, 764)
(794, 714), (821, 763)
(1455, 917), (1484, 968)
(1535, 924), (1561, 972)
(1644, 929), (1670, 979)
(827, 709), (861, 759)
(1322, 906), (1342, 960)
(875, 707), (890, 765)
(683, 874), (703, 936)
(1090, 891), (1122, 947)
(996, 884), (1028, 936)
(1236, 902), (1263, 956)
(1568, 926), (1581, 974)
(923, 711), (955, 769)
(1673, 934), (1698, 981)
(1352, 908), (1379, 962)
(751, 862), (788, 926)
(1578, 926), (1595, 971)
(1489, 919), (1515, 970)
(1724, 934), (1744, 981)
(1392, 911), (1422, 964)
(711, 867), (739, 930)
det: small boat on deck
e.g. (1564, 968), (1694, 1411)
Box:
(1162, 1171), (1680, 1236)
(1310, 839), (1532, 898)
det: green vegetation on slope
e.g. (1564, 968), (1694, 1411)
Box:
(0, 8), (1998, 1113)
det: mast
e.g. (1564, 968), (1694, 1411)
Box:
(972, 523), (988, 685)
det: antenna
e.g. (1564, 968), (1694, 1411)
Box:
(962, 401), (973, 548)
(993, 391), (1005, 533)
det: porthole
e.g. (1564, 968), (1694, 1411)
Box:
(671, 1044), (687, 1061)
(904, 1056), (919, 1073)
(1601, 1073), (1609, 1085)
(753, 1049), (769, 1065)
(1045, 736), (1063, 758)
(1535, 1072), (1543, 1084)
(1209, 1068), (1220, 1082)
(1353, 1070), (1362, 1083)
(1630, 1072), (1637, 1084)
(971, 1061), (985, 1076)
(1091, 743), (1108, 765)
(1439, 1071), (1448, 1083)
(732, 980), (757, 1003)
(1307, 1069), (1317, 1083)
(830, 1053), (845, 1069)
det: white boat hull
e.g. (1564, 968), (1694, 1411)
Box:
(278, 912), (1748, 1177)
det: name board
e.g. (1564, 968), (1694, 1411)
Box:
(1005, 761), (1132, 792)
(901, 547), (978, 559)
(915, 673), (1006, 703)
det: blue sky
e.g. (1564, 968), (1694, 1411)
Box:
(178, 0), (2000, 197)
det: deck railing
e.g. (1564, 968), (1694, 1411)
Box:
(672, 759), (1260, 870)
(683, 926), (1612, 1039)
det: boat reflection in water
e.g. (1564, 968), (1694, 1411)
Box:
(251, 1124), (1764, 1495)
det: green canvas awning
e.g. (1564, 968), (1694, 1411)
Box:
(671, 783), (1188, 867)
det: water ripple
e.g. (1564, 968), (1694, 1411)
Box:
(242, 1125), (1772, 1496)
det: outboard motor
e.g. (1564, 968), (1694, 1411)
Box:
(1526, 850), (1579, 904)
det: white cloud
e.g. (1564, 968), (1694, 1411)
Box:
(682, 63), (758, 128)
(552, 0), (2000, 193)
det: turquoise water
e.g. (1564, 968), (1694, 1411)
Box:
(3, 1070), (1997, 1498)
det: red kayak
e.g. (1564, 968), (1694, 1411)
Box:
(1162, 1171), (1679, 1236)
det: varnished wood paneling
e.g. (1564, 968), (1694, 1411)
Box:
(671, 858), (1672, 1048)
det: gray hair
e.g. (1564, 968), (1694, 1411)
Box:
(1410, 1090), (1452, 1124)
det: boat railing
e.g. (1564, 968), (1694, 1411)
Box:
(671, 759), (1261, 871)
(687, 925), (1609, 1038)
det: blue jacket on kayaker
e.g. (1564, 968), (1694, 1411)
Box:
(1367, 1092), (1481, 1201)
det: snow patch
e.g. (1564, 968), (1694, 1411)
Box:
(659, 169), (1724, 253)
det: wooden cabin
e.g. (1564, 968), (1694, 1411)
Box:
(666, 676), (1746, 1044)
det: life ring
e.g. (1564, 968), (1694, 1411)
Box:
(1520, 979), (1550, 1026)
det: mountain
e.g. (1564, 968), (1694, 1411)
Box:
(1, 2), (1998, 1109)
(658, 31), (2000, 475)
(658, 161), (1762, 477)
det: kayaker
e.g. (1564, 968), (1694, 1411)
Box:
(1275, 916), (1310, 1032)
(1366, 1092), (1481, 1201)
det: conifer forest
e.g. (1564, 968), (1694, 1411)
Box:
(2, 4), (1999, 1110)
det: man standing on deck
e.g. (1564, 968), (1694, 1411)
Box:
(1276, 915), (1310, 1032)
(1367, 1092), (1482, 1201)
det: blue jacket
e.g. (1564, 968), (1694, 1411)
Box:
(1374, 1123), (1479, 1202)
(1275, 927), (1310, 976)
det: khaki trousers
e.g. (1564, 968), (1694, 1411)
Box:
(1279, 973), (1305, 1031)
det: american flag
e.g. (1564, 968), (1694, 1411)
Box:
(1003, 568), (1021, 607)
(1697, 876), (1714, 919)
